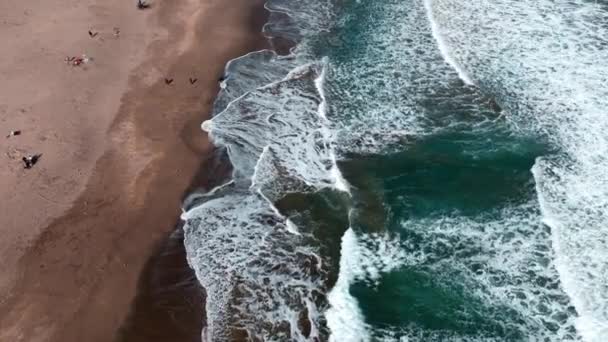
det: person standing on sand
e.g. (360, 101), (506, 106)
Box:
(137, 0), (150, 10)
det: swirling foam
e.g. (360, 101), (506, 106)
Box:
(332, 203), (577, 341)
(183, 0), (349, 338)
(429, 0), (608, 339)
(324, 0), (498, 155)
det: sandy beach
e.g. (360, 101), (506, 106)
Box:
(0, 0), (268, 340)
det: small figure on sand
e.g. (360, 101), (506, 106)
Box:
(164, 78), (174, 85)
(22, 154), (41, 169)
(218, 74), (228, 89)
(6, 130), (21, 138)
(189, 77), (198, 85)
(137, 0), (151, 9)
(65, 54), (92, 67)
(88, 30), (98, 38)
(113, 27), (120, 38)
(72, 57), (85, 66)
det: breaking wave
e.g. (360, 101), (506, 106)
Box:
(182, 0), (349, 340)
(428, 0), (608, 339)
(330, 202), (578, 341)
(180, 0), (608, 340)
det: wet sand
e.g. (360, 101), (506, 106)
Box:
(0, 0), (268, 340)
(116, 149), (233, 342)
(116, 228), (206, 342)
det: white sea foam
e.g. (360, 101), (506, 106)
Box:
(183, 193), (325, 341)
(189, 17), (349, 340)
(211, 49), (297, 116)
(422, 0), (474, 86)
(183, 0), (350, 339)
(533, 157), (608, 342)
(181, 180), (235, 218)
(326, 228), (371, 342)
(204, 62), (349, 198)
(429, 0), (608, 339)
(315, 58), (351, 194)
(263, 0), (334, 53)
(326, 0), (494, 155)
(185, 0), (608, 340)
(331, 203), (577, 341)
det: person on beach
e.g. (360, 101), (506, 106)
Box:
(137, 0), (150, 9)
(6, 130), (21, 138)
(218, 74), (229, 89)
(22, 154), (41, 169)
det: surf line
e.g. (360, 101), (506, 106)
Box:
(314, 58), (351, 195)
(423, 0), (474, 86)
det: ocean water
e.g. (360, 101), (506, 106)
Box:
(182, 0), (608, 340)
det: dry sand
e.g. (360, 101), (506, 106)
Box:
(0, 0), (268, 340)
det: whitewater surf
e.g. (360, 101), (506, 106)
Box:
(181, 0), (608, 340)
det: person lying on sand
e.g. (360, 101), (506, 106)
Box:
(22, 154), (41, 169)
(65, 55), (92, 66)
(6, 130), (21, 138)
(72, 57), (85, 66)
(137, 0), (151, 9)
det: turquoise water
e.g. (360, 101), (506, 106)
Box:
(322, 0), (607, 340)
(184, 0), (608, 340)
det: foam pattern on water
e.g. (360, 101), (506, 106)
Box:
(332, 203), (578, 341)
(181, 0), (608, 339)
(204, 63), (343, 198)
(183, 192), (327, 341)
(428, 0), (608, 339)
(534, 156), (608, 341)
(212, 50), (297, 115)
(212, 0), (335, 120)
(325, 228), (370, 342)
(264, 0), (335, 53)
(324, 0), (500, 155)
(183, 0), (349, 338)
(190, 62), (348, 338)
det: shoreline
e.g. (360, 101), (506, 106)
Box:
(0, 0), (269, 340)
(116, 148), (234, 342)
